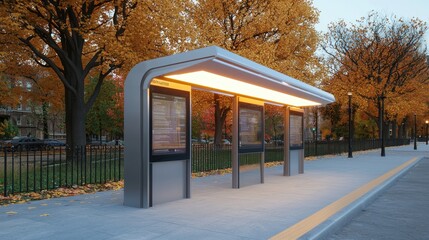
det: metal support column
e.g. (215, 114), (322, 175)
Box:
(283, 106), (290, 176)
(232, 96), (239, 188)
(348, 92), (353, 158)
(380, 94), (386, 156)
(414, 113), (417, 150)
(260, 106), (265, 183)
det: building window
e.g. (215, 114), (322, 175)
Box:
(16, 116), (21, 126)
(26, 82), (32, 92)
(27, 118), (32, 126)
(25, 102), (31, 111)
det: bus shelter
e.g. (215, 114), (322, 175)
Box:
(124, 46), (335, 208)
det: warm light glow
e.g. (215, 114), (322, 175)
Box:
(347, 92), (352, 96)
(426, 120), (428, 124)
(164, 71), (320, 107)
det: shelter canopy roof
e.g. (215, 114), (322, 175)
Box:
(131, 46), (335, 107)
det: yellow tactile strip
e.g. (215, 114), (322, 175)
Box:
(270, 157), (420, 240)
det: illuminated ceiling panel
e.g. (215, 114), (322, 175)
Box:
(165, 71), (320, 107)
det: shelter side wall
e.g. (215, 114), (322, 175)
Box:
(124, 65), (146, 208)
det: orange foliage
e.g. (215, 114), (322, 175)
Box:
(322, 13), (429, 126)
(189, 0), (322, 83)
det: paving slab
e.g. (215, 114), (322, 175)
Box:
(1, 143), (428, 240)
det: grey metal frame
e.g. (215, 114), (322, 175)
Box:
(232, 97), (266, 188)
(124, 57), (208, 208)
(283, 106), (291, 176)
(232, 96), (239, 188)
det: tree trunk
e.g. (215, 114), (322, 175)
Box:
(398, 123), (403, 139)
(42, 102), (49, 139)
(71, 94), (87, 147)
(214, 94), (229, 145)
(99, 114), (102, 144)
(273, 121), (277, 142)
(392, 120), (397, 139)
(383, 121), (389, 140)
(403, 121), (407, 138)
(378, 98), (382, 138)
(52, 119), (55, 139)
(214, 94), (223, 145)
(65, 86), (87, 161)
(65, 89), (73, 148)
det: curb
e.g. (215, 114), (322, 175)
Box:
(300, 156), (424, 240)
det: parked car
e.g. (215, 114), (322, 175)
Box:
(105, 140), (124, 146)
(6, 137), (45, 151)
(192, 139), (210, 145)
(89, 140), (103, 145)
(43, 139), (66, 149)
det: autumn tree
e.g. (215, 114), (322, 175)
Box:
(85, 76), (122, 141)
(0, 32), (65, 139)
(188, 0), (321, 144)
(265, 104), (283, 141)
(0, 119), (18, 139)
(0, 0), (139, 148)
(0, 74), (22, 108)
(321, 13), (429, 138)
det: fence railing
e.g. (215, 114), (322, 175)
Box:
(1, 139), (410, 196)
(1, 145), (123, 197)
(304, 138), (411, 157)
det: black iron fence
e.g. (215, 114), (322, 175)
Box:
(1, 145), (123, 197)
(193, 138), (410, 172)
(192, 144), (283, 172)
(304, 138), (410, 157)
(1, 139), (410, 196)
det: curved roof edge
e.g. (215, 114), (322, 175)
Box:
(125, 46), (335, 106)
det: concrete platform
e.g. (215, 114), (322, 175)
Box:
(1, 143), (428, 240)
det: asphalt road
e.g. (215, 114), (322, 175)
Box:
(327, 157), (429, 240)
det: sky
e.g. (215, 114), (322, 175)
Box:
(312, 0), (429, 43)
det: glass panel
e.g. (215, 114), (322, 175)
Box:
(239, 107), (263, 146)
(290, 114), (303, 149)
(151, 92), (187, 155)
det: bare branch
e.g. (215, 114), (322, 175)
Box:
(19, 36), (76, 96)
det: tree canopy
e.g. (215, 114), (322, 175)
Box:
(4, 1), (427, 146)
(321, 13), (429, 135)
(0, 0), (139, 147)
(188, 0), (322, 143)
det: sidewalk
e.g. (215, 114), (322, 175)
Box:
(1, 143), (428, 240)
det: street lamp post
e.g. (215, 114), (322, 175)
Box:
(414, 113), (417, 150)
(314, 107), (319, 156)
(426, 120), (429, 145)
(348, 92), (353, 158)
(380, 94), (386, 157)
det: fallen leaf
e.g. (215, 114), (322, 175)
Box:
(1, 180), (124, 206)
(6, 211), (17, 215)
(28, 207), (36, 210)
(40, 203), (48, 206)
(40, 213), (49, 217)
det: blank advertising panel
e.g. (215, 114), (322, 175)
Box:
(239, 102), (264, 153)
(290, 111), (303, 149)
(150, 86), (190, 161)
